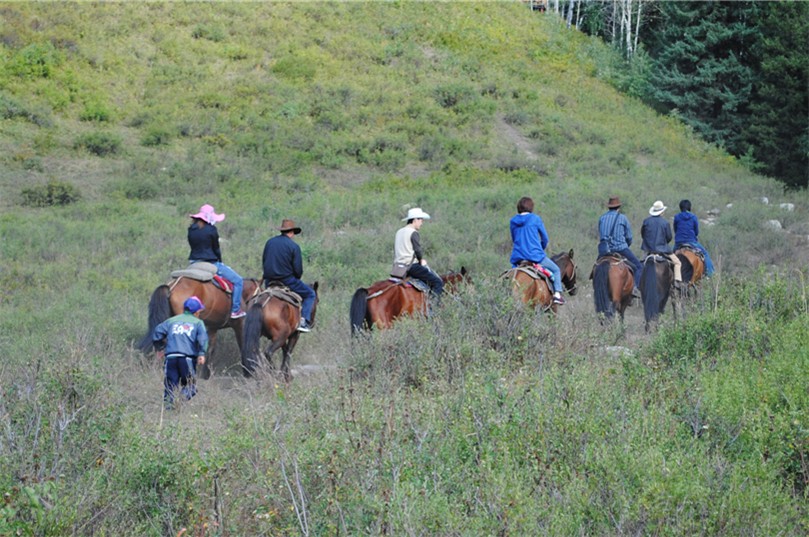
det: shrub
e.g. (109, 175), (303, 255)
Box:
(140, 125), (173, 147)
(191, 24), (226, 42)
(74, 131), (122, 156)
(0, 92), (53, 127)
(79, 100), (112, 122)
(7, 42), (62, 78)
(20, 181), (81, 207)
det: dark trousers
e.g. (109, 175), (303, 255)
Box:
(281, 277), (316, 323)
(164, 355), (195, 408)
(407, 264), (444, 298)
(614, 248), (642, 288)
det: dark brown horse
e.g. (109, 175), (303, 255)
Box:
(639, 254), (677, 332)
(137, 276), (260, 377)
(349, 268), (470, 333)
(241, 282), (319, 382)
(507, 250), (578, 313)
(591, 254), (635, 322)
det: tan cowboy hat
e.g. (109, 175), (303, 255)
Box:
(607, 196), (622, 209)
(278, 219), (302, 234)
(649, 200), (667, 216)
(189, 204), (225, 225)
(402, 207), (431, 221)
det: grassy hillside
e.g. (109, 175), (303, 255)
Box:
(1, 2), (807, 535)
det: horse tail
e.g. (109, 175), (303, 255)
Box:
(640, 259), (659, 323)
(241, 301), (265, 377)
(350, 288), (369, 335)
(136, 285), (171, 352)
(592, 262), (614, 318)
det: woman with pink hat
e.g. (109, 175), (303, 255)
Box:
(188, 204), (246, 318)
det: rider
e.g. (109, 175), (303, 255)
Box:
(262, 219), (317, 333)
(509, 196), (565, 305)
(598, 196), (642, 298)
(673, 199), (715, 277)
(394, 207), (444, 303)
(640, 200), (683, 288)
(152, 296), (208, 410)
(188, 204), (246, 319)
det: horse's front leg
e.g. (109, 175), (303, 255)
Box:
(280, 333), (300, 383)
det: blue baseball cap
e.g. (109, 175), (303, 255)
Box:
(183, 296), (205, 313)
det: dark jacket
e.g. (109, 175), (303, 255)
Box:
(188, 223), (221, 263)
(641, 215), (674, 254)
(262, 234), (303, 281)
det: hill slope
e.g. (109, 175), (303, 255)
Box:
(0, 3), (807, 535)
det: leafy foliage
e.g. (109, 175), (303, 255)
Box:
(20, 180), (81, 207)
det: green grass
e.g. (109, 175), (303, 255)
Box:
(0, 2), (807, 535)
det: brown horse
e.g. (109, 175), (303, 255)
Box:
(507, 250), (578, 313)
(591, 254), (635, 322)
(137, 276), (260, 377)
(349, 268), (470, 333)
(241, 282), (319, 382)
(676, 247), (705, 293)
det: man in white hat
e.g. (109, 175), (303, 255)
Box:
(640, 200), (683, 287)
(394, 207), (444, 301)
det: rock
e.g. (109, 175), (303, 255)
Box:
(764, 219), (782, 231)
(761, 197), (769, 205)
(780, 203), (795, 211)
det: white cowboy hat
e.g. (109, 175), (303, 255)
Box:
(649, 200), (667, 216)
(402, 207), (431, 221)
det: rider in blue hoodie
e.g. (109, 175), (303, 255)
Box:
(509, 196), (565, 305)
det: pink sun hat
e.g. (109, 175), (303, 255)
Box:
(189, 204), (225, 225)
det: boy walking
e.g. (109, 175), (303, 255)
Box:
(153, 296), (209, 409)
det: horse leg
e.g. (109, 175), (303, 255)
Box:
(199, 330), (217, 379)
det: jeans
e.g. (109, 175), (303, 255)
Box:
(214, 262), (244, 314)
(407, 264), (444, 298)
(281, 277), (316, 324)
(164, 355), (194, 409)
(614, 248), (642, 289)
(537, 257), (563, 293)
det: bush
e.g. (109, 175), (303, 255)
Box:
(191, 24), (226, 42)
(74, 131), (122, 156)
(0, 92), (53, 127)
(7, 42), (62, 78)
(79, 100), (112, 122)
(20, 181), (81, 207)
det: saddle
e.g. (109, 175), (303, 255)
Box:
(170, 262), (234, 293)
(589, 253), (630, 279)
(387, 276), (431, 293)
(257, 282), (303, 308)
(502, 262), (554, 287)
(676, 244), (705, 261)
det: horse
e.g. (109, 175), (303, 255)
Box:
(675, 247), (705, 296)
(349, 268), (470, 333)
(591, 254), (635, 322)
(137, 275), (260, 378)
(241, 282), (319, 382)
(507, 250), (578, 313)
(639, 254), (678, 332)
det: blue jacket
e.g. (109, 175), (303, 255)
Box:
(641, 215), (674, 254)
(599, 210), (633, 252)
(262, 234), (303, 281)
(673, 211), (699, 246)
(188, 223), (222, 263)
(153, 312), (208, 358)
(510, 212), (549, 266)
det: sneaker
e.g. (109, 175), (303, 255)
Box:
(297, 320), (312, 333)
(231, 309), (247, 319)
(552, 294), (566, 305)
